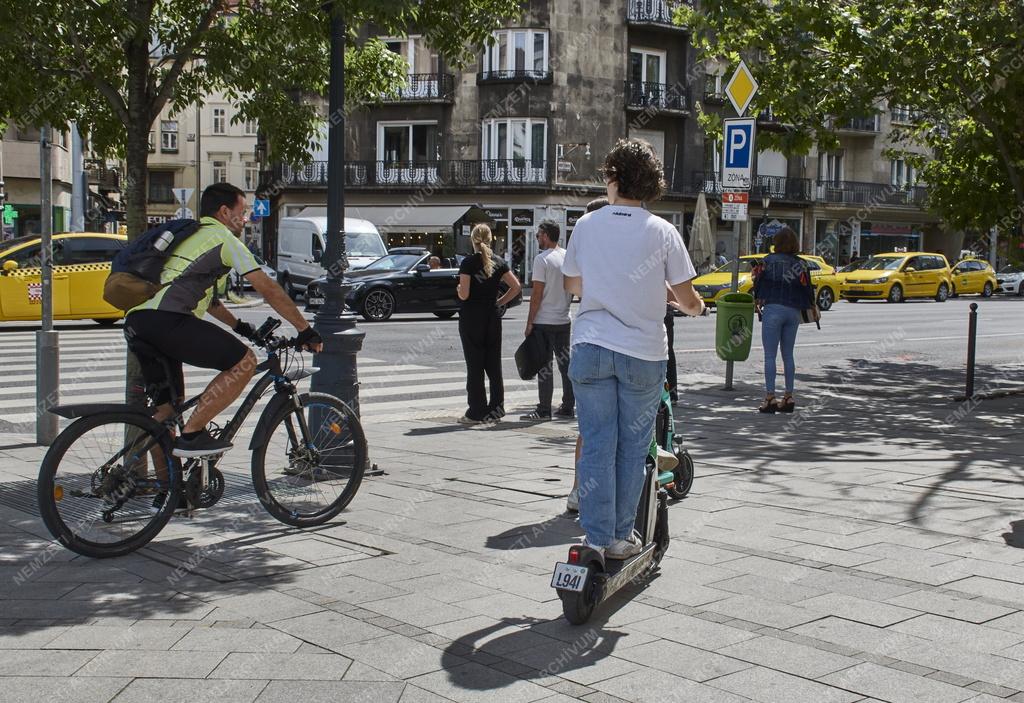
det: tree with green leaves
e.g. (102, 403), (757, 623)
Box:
(0, 0), (520, 237)
(683, 0), (1024, 238)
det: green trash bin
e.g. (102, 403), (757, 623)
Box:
(715, 292), (755, 362)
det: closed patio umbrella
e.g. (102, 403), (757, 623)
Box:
(690, 192), (715, 274)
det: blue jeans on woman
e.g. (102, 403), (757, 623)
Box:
(761, 303), (801, 395)
(569, 343), (666, 547)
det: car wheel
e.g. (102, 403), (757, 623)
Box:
(1018, 282), (1024, 297)
(982, 282), (994, 298)
(887, 284), (904, 303)
(433, 311), (456, 319)
(935, 282), (949, 302)
(816, 287), (834, 311)
(360, 288), (395, 322)
(280, 274), (297, 300)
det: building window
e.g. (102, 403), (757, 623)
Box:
(212, 107), (227, 135)
(818, 151), (844, 183)
(481, 118), (547, 183)
(243, 119), (258, 136)
(160, 120), (178, 152)
(382, 36), (416, 72)
(629, 48), (666, 85)
(890, 105), (918, 124)
(482, 29), (549, 78)
(890, 159), (917, 188)
(377, 122), (438, 163)
(147, 171), (175, 203)
(148, 130), (156, 153)
(244, 160), (259, 190)
(212, 159), (228, 183)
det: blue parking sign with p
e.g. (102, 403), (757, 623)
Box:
(722, 118), (756, 189)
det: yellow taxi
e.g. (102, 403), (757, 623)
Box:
(950, 258), (997, 297)
(0, 232), (128, 323)
(840, 252), (953, 303)
(692, 253), (843, 310)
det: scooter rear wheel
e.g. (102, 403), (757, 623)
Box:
(560, 565), (599, 625)
(666, 451), (694, 499)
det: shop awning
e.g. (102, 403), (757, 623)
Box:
(297, 205), (490, 234)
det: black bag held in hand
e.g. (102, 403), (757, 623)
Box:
(515, 331), (547, 381)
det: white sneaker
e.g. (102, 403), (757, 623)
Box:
(566, 488), (579, 513)
(457, 415), (482, 425)
(580, 536), (605, 557)
(607, 531), (643, 559)
(656, 446), (679, 472)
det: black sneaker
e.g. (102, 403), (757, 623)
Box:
(173, 431), (232, 458)
(553, 406), (575, 418)
(520, 410), (552, 421)
(150, 491), (189, 514)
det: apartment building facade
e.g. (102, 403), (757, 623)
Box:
(267, 0), (951, 280)
(1, 126), (76, 240)
(145, 94), (260, 242)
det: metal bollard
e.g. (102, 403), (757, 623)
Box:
(965, 302), (978, 399)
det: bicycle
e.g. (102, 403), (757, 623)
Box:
(37, 317), (366, 559)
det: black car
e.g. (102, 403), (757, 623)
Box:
(305, 248), (522, 321)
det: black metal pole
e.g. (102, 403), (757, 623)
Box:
(312, 3), (365, 414)
(965, 302), (978, 399)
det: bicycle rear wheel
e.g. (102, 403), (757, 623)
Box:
(251, 392), (366, 527)
(37, 412), (181, 558)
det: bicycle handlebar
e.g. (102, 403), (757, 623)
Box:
(250, 317), (311, 352)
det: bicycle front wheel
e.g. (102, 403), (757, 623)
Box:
(37, 412), (181, 558)
(251, 392), (366, 527)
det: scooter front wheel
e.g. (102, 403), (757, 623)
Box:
(559, 565), (599, 625)
(666, 451), (694, 499)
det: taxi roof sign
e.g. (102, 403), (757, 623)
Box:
(725, 60), (758, 117)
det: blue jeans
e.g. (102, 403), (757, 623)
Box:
(569, 343), (666, 547)
(761, 304), (801, 395)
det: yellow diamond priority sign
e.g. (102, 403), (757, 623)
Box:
(725, 60), (758, 117)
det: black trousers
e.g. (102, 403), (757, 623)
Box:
(665, 310), (678, 400)
(459, 306), (504, 420)
(533, 323), (574, 413)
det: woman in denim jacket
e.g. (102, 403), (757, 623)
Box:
(751, 227), (815, 413)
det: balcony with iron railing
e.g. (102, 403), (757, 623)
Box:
(477, 69), (552, 84)
(691, 171), (813, 202)
(816, 180), (927, 207)
(86, 165), (120, 192)
(626, 0), (689, 29)
(703, 77), (726, 104)
(835, 116), (879, 134)
(275, 159), (550, 189)
(380, 73), (455, 103)
(624, 81), (688, 113)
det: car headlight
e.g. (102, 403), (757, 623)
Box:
(867, 277), (889, 284)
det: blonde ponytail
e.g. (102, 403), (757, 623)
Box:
(471, 223), (495, 277)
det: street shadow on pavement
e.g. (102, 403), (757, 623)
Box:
(679, 355), (1024, 529)
(1002, 520), (1024, 548)
(485, 515), (583, 550)
(440, 612), (635, 692)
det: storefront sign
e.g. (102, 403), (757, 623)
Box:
(485, 208), (507, 222)
(566, 209), (585, 228)
(511, 209), (534, 227)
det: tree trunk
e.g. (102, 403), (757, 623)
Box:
(123, 127), (149, 241)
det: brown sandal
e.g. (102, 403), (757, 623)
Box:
(778, 394), (795, 413)
(758, 395), (778, 413)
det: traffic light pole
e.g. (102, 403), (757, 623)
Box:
(37, 125), (59, 445)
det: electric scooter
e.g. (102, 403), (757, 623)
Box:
(653, 383), (694, 499)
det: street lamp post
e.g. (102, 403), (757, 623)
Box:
(311, 2), (365, 414)
(760, 195), (770, 252)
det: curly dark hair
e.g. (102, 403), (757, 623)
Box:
(599, 138), (666, 203)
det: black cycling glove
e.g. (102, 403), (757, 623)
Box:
(233, 320), (257, 340)
(295, 326), (323, 349)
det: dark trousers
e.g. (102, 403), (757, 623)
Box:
(665, 310), (678, 401)
(459, 307), (504, 419)
(533, 323), (574, 413)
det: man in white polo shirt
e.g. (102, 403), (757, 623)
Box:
(521, 220), (574, 421)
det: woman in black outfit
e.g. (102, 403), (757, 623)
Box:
(457, 224), (522, 424)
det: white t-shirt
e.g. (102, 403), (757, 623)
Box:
(562, 205), (696, 361)
(531, 247), (571, 325)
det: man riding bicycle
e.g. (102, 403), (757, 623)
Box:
(125, 182), (323, 460)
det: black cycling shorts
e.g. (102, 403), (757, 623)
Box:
(124, 310), (249, 405)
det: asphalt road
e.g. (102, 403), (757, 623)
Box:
(228, 293), (1024, 403)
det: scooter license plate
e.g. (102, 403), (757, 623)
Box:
(308, 297), (325, 307)
(551, 562), (588, 592)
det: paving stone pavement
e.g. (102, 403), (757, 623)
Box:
(1, 362), (1024, 702)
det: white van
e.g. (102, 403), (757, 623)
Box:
(276, 213), (387, 298)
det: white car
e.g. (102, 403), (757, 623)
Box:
(996, 265), (1024, 296)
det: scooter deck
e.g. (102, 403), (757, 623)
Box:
(592, 542), (658, 601)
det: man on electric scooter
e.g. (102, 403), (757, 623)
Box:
(562, 139), (705, 559)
